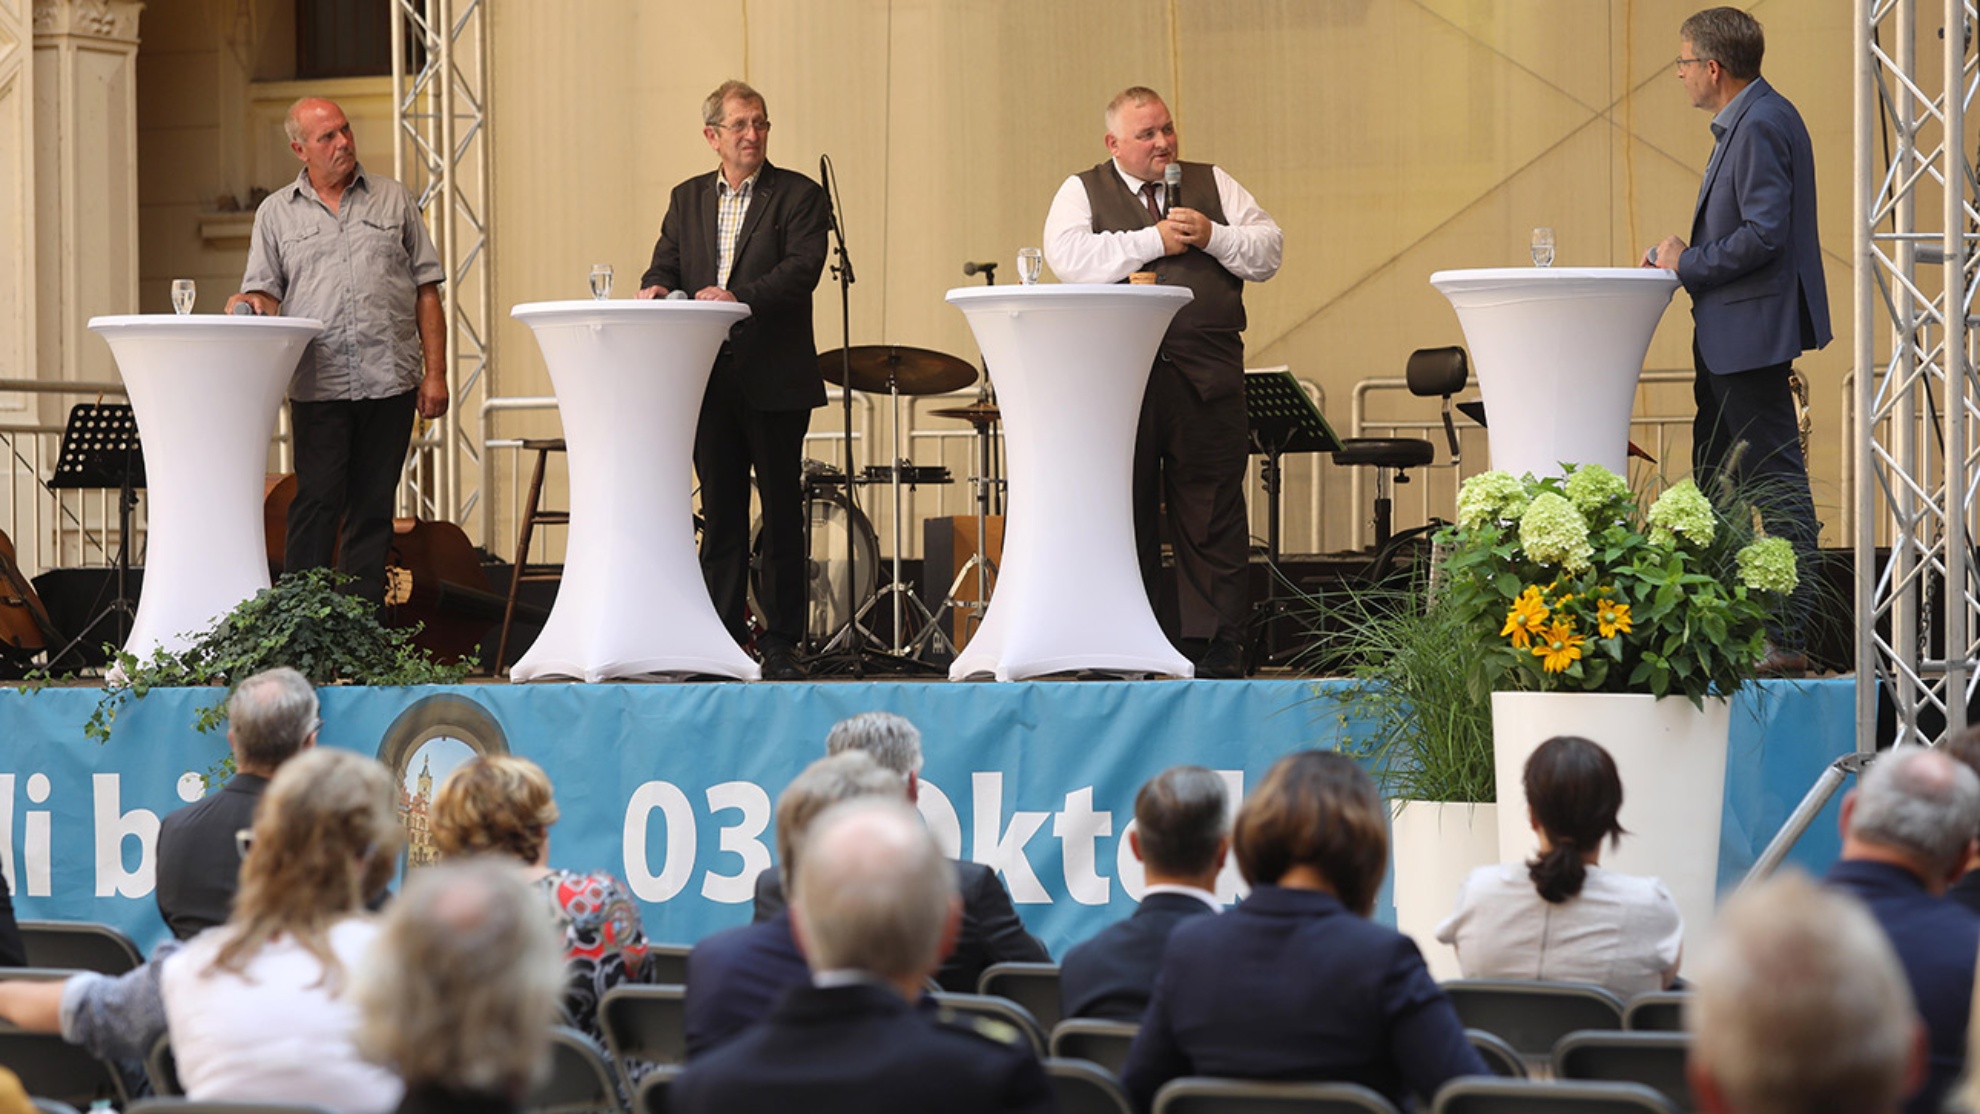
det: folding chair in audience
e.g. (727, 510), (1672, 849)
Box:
(930, 991), (1048, 1057)
(0, 1029), (128, 1108)
(1439, 979), (1626, 1063)
(978, 962), (1064, 1032)
(645, 944), (690, 987)
(1049, 1018), (1140, 1076)
(1554, 1030), (1693, 1111)
(522, 1026), (626, 1114)
(1045, 1058), (1132, 1114)
(129, 1101), (338, 1114)
(631, 1066), (680, 1114)
(1623, 991), (1687, 1033)
(146, 1031), (183, 1097)
(1464, 1028), (1526, 1078)
(1431, 1077), (1678, 1113)
(1152, 1076), (1401, 1113)
(599, 984), (688, 1094)
(18, 921), (143, 975)
(31, 1101), (81, 1114)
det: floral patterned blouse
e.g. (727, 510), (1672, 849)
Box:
(534, 869), (658, 1042)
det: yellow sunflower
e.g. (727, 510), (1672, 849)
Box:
(1595, 598), (1633, 639)
(1534, 620), (1584, 673)
(1500, 586), (1550, 649)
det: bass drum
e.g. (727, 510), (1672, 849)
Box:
(749, 489), (879, 646)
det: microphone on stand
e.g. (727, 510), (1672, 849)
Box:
(962, 261), (998, 278)
(1162, 163), (1182, 215)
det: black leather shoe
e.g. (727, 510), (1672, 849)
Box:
(760, 643), (807, 681)
(1195, 638), (1247, 680)
(1756, 645), (1808, 678)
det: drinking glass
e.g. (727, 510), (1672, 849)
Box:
(171, 279), (196, 315)
(589, 264), (613, 301)
(1016, 248), (1043, 286)
(1530, 228), (1556, 268)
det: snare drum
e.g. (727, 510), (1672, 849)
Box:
(860, 463), (953, 486)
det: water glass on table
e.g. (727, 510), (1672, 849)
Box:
(171, 279), (196, 315)
(1016, 248), (1043, 286)
(1530, 228), (1555, 268)
(589, 264), (613, 301)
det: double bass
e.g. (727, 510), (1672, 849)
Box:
(0, 529), (60, 677)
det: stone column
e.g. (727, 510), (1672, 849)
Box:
(32, 0), (142, 388)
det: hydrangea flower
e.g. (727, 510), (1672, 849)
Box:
(1564, 464), (1632, 521)
(1518, 492), (1594, 572)
(1647, 480), (1717, 548)
(1456, 470), (1529, 532)
(1737, 536), (1799, 594)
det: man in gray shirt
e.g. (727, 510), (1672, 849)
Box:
(226, 97), (448, 604)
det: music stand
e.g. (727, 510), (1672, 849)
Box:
(1244, 369), (1341, 666)
(48, 403), (146, 664)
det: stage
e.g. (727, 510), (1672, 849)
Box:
(0, 677), (1853, 958)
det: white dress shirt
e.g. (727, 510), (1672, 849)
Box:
(1434, 862), (1683, 1000)
(1042, 159), (1283, 285)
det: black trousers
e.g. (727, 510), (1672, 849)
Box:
(1692, 338), (1821, 650)
(695, 356), (811, 651)
(286, 389), (417, 605)
(1133, 359), (1251, 645)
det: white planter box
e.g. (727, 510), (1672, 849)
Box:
(1392, 799), (1500, 981)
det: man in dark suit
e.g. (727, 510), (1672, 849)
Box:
(1653, 8), (1829, 674)
(1824, 745), (1980, 1114)
(154, 666), (319, 939)
(749, 712), (1050, 991)
(671, 799), (1053, 1114)
(685, 751), (903, 1058)
(1060, 765), (1226, 1021)
(638, 79), (827, 681)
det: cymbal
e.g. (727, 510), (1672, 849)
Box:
(929, 401), (1002, 426)
(819, 345), (977, 396)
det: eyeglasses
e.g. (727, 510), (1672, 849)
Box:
(1674, 56), (1708, 72)
(717, 118), (772, 136)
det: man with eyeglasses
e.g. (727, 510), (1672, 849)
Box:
(1651, 7), (1829, 677)
(638, 80), (828, 682)
(154, 666), (321, 940)
(1042, 86), (1283, 679)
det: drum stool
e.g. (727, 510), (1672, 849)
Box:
(1331, 346), (1469, 551)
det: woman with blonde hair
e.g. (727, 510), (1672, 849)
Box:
(159, 747), (404, 1113)
(431, 755), (657, 1042)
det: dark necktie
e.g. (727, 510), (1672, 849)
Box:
(1141, 181), (1162, 221)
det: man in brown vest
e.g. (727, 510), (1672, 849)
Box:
(1042, 86), (1283, 678)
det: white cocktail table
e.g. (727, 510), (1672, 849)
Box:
(508, 300), (756, 682)
(87, 314), (323, 660)
(1430, 268), (1680, 478)
(945, 284), (1193, 681)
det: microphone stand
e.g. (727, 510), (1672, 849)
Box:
(809, 153), (869, 677)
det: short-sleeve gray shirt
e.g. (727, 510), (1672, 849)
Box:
(240, 165), (444, 402)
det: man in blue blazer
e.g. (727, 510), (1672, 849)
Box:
(1654, 7), (1828, 674)
(1059, 765), (1228, 1022)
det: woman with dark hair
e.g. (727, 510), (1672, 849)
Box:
(1436, 735), (1682, 997)
(1121, 751), (1485, 1112)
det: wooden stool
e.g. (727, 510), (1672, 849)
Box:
(495, 438), (568, 673)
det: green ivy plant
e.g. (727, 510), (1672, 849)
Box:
(87, 567), (471, 743)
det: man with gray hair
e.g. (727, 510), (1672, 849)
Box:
(672, 800), (1052, 1113)
(1060, 765), (1228, 1020)
(1825, 744), (1980, 1114)
(686, 751), (904, 1058)
(752, 711), (1050, 990)
(155, 666), (321, 939)
(1689, 870), (1923, 1114)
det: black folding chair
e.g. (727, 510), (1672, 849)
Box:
(1554, 1030), (1693, 1111)
(18, 922), (142, 976)
(1153, 1076), (1401, 1113)
(1049, 1019), (1140, 1076)
(978, 962), (1064, 1032)
(1046, 1058), (1133, 1114)
(1432, 1077), (1677, 1113)
(522, 1026), (626, 1114)
(931, 991), (1048, 1058)
(598, 984), (688, 1096)
(1623, 991), (1687, 1033)
(1439, 979), (1626, 1063)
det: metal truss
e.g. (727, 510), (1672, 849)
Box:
(390, 0), (491, 541)
(1857, 0), (1980, 747)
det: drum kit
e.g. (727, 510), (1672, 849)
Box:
(764, 343), (1004, 667)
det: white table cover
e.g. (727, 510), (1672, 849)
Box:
(87, 314), (323, 661)
(1429, 268), (1679, 478)
(508, 300), (756, 682)
(945, 284), (1193, 681)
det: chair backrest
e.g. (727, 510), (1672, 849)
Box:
(522, 1026), (626, 1114)
(978, 962), (1063, 1032)
(1554, 1031), (1693, 1111)
(129, 1102), (338, 1114)
(1440, 980), (1626, 1061)
(1432, 1078), (1678, 1113)
(30, 1101), (81, 1114)
(1406, 346), (1468, 398)
(0, 967), (85, 983)
(1153, 1076), (1401, 1114)
(18, 921), (142, 975)
(1623, 992), (1687, 1033)
(1049, 1019), (1141, 1076)
(632, 1066), (680, 1114)
(147, 1030), (183, 1097)
(646, 944), (690, 987)
(599, 984), (689, 1078)
(931, 991), (1047, 1058)
(1045, 1058), (1133, 1114)
(0, 1030), (126, 1108)
(1465, 1028), (1527, 1078)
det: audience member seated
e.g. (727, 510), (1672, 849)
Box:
(1692, 870), (1923, 1114)
(1824, 744), (1980, 1114)
(671, 799), (1053, 1113)
(0, 873), (21, 968)
(752, 711), (1050, 991)
(155, 666), (321, 940)
(357, 857), (568, 1114)
(159, 748), (404, 1113)
(429, 755), (655, 1045)
(1121, 750), (1486, 1112)
(1060, 765), (1227, 1021)
(687, 751), (904, 1059)
(1932, 724), (1980, 916)
(1435, 735), (1682, 997)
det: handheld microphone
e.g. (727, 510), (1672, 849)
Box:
(664, 290), (691, 301)
(230, 301), (258, 316)
(1162, 163), (1182, 214)
(962, 261), (998, 277)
